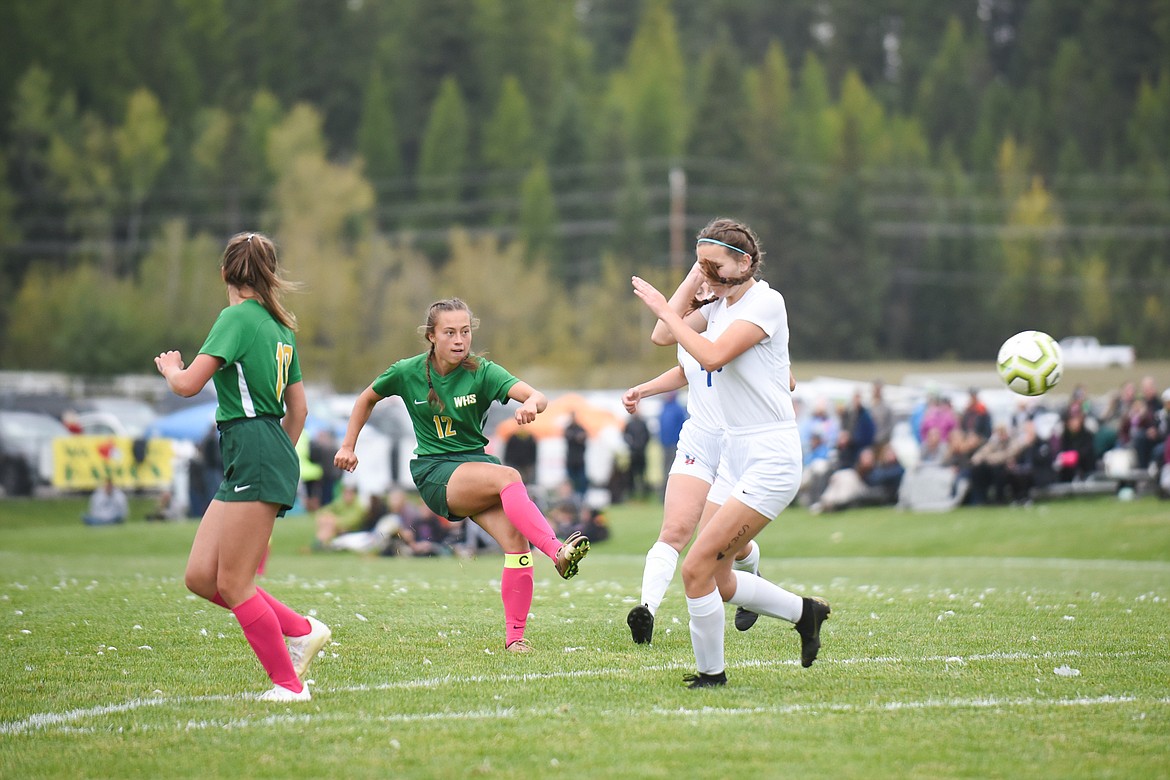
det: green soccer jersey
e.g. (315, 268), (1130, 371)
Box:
(199, 300), (302, 423)
(372, 353), (519, 456)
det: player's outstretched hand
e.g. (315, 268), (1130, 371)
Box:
(631, 276), (670, 319)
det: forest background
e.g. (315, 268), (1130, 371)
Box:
(1, 0), (1169, 391)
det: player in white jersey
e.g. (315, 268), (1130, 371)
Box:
(622, 272), (767, 645)
(632, 217), (830, 688)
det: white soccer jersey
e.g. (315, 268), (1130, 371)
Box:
(678, 340), (723, 434)
(703, 280), (795, 430)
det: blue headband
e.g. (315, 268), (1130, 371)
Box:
(697, 237), (750, 257)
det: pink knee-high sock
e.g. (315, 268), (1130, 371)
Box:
(501, 553), (535, 647)
(256, 587), (311, 637)
(232, 593), (302, 692)
(209, 590), (308, 638)
(499, 481), (562, 561)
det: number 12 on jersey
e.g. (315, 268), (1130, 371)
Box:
(275, 342), (294, 401)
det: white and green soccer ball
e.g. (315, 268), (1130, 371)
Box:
(996, 330), (1063, 396)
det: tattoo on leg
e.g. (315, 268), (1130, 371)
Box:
(716, 524), (751, 560)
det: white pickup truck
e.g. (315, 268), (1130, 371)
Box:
(1058, 336), (1136, 368)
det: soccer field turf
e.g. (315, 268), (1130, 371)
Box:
(2, 496), (1168, 779)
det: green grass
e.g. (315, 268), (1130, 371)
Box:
(2, 495), (1168, 779)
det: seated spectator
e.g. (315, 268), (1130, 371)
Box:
(867, 445), (905, 504)
(1054, 412), (1097, 482)
(798, 431), (834, 507)
(395, 503), (454, 557)
(810, 447), (896, 514)
(967, 424), (1018, 505)
(313, 484), (366, 550)
(919, 426), (949, 465)
(83, 478), (128, 526)
(144, 489), (181, 522)
(329, 491), (397, 554)
(1006, 419), (1054, 501)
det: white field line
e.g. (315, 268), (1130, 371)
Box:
(600, 553), (1170, 573)
(0, 649), (1160, 735)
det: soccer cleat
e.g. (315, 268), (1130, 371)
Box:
(554, 531), (590, 579)
(794, 596), (831, 668)
(627, 603), (654, 644)
(287, 616), (331, 679)
(505, 637), (533, 653)
(257, 682), (311, 702)
(683, 671), (727, 689)
(734, 606), (760, 632)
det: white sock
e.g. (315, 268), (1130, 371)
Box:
(686, 588), (725, 675)
(727, 569), (803, 623)
(732, 540), (760, 575)
(641, 541), (679, 616)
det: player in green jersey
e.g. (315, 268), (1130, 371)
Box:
(155, 232), (330, 703)
(335, 298), (590, 653)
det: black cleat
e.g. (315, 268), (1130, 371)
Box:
(734, 606), (760, 631)
(683, 671), (727, 689)
(627, 604), (654, 644)
(794, 596), (831, 668)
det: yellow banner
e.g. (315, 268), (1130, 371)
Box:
(52, 436), (174, 490)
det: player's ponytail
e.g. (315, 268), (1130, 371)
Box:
(221, 232), (300, 331)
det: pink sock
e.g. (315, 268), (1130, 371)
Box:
(210, 592), (229, 609)
(501, 553), (535, 646)
(257, 587), (311, 637)
(499, 481), (562, 561)
(232, 593), (302, 692)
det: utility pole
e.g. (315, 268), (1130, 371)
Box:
(669, 167), (686, 273)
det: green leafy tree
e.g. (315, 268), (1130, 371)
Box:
(914, 18), (984, 158)
(518, 159), (561, 270)
(114, 88), (169, 264)
(622, 0), (687, 160)
(356, 64), (402, 198)
(479, 75), (536, 223)
(686, 31), (747, 164)
(417, 77), (470, 208)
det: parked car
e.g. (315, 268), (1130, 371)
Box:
(1058, 336), (1136, 368)
(0, 410), (70, 496)
(75, 397), (158, 438)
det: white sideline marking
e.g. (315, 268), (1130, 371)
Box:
(0, 650), (1157, 735)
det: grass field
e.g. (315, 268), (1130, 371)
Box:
(2, 495), (1168, 779)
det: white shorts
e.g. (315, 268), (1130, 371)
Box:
(709, 423), (802, 520)
(668, 421), (724, 485)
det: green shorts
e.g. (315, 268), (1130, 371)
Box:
(214, 416), (300, 513)
(410, 451), (501, 521)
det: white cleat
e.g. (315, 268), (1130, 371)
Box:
(257, 683), (311, 702)
(288, 616), (332, 679)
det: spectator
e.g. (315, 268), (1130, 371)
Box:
(810, 447), (901, 513)
(1006, 419), (1054, 501)
(144, 489), (181, 522)
(622, 410), (652, 500)
(919, 394), (958, 447)
(869, 380), (894, 449)
(563, 411), (589, 500)
(1122, 398), (1158, 469)
(329, 492), (399, 554)
(919, 427), (948, 465)
(1054, 412), (1097, 482)
(657, 391), (687, 492)
(837, 390), (876, 469)
(396, 503), (452, 557)
(967, 424), (1019, 505)
(313, 484), (365, 550)
(798, 431), (833, 507)
(801, 398), (840, 455)
(502, 428), (538, 486)
(307, 428), (342, 509)
(82, 478), (128, 525)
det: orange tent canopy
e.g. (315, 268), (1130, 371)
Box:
(495, 393), (622, 441)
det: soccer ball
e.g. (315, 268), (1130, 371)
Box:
(996, 330), (1063, 396)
